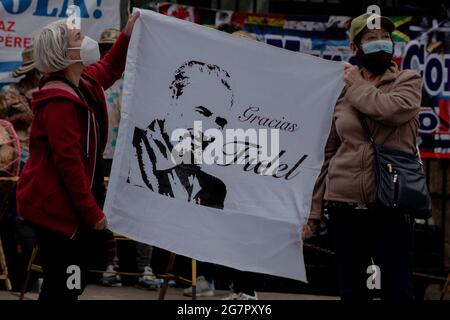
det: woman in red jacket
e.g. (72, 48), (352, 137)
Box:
(16, 12), (139, 300)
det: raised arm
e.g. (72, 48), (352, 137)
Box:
(345, 70), (422, 126)
(83, 12), (140, 90)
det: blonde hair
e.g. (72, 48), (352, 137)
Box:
(34, 20), (72, 73)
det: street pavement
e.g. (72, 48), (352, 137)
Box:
(0, 284), (339, 300)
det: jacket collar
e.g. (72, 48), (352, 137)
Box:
(377, 61), (399, 85)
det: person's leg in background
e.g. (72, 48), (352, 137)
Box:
(224, 269), (258, 300)
(14, 217), (37, 291)
(0, 183), (37, 292)
(328, 205), (373, 301)
(99, 158), (122, 286)
(135, 241), (160, 290)
(183, 261), (216, 297)
(198, 262), (215, 284)
(372, 210), (415, 301)
(99, 231), (122, 287)
(0, 193), (23, 291)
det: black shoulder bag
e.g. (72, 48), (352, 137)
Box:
(356, 111), (432, 219)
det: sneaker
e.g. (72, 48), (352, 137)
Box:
(222, 291), (258, 300)
(137, 266), (159, 290)
(183, 276), (215, 297)
(100, 265), (122, 287)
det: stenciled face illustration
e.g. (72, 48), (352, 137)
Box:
(130, 61), (232, 207)
(164, 61), (234, 166)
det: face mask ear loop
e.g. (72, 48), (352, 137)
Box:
(354, 41), (364, 54)
(353, 42), (364, 67)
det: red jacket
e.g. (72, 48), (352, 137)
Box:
(16, 32), (130, 237)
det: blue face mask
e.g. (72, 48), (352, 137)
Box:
(361, 40), (393, 55)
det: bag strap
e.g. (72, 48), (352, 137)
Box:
(40, 74), (88, 103)
(355, 110), (375, 144)
(42, 81), (78, 98)
(356, 110), (423, 162)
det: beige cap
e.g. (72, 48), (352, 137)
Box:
(12, 45), (36, 78)
(99, 28), (120, 44)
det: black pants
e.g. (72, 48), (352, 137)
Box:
(231, 269), (257, 295)
(197, 262), (255, 295)
(328, 205), (415, 301)
(34, 224), (104, 300)
(197, 261), (216, 284)
(135, 241), (153, 273)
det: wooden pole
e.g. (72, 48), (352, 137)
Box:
(0, 238), (12, 291)
(158, 252), (176, 300)
(191, 259), (197, 300)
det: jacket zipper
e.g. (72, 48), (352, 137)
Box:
(87, 112), (91, 157)
(393, 169), (399, 208)
(360, 144), (367, 203)
(87, 110), (97, 189)
(388, 163), (399, 207)
(92, 113), (98, 189)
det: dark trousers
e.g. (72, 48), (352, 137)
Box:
(197, 262), (255, 295)
(197, 261), (216, 284)
(135, 241), (153, 273)
(328, 205), (415, 301)
(231, 269), (256, 295)
(34, 224), (104, 300)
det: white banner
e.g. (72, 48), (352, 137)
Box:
(104, 9), (344, 281)
(0, 0), (120, 84)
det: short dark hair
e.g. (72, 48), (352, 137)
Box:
(217, 23), (242, 34)
(169, 60), (234, 107)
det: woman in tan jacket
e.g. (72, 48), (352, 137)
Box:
(303, 13), (422, 301)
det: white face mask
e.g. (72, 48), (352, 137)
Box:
(68, 35), (100, 66)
